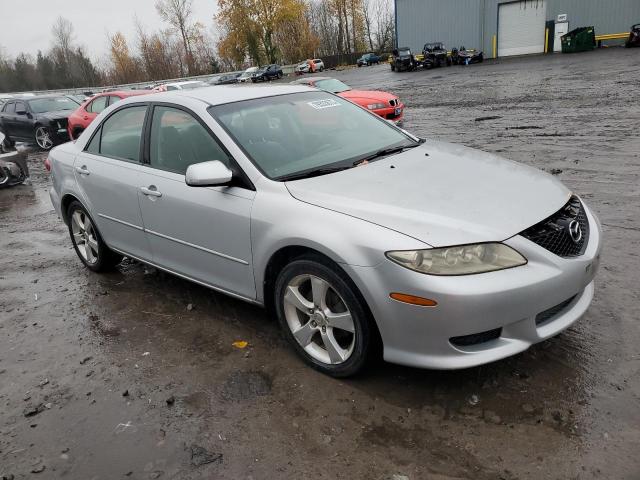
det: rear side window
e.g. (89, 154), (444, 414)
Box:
(3, 102), (15, 113)
(149, 106), (230, 174)
(87, 96), (108, 114)
(94, 106), (147, 162)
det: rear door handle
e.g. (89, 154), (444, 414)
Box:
(75, 165), (90, 175)
(140, 186), (162, 197)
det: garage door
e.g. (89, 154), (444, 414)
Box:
(498, 0), (547, 57)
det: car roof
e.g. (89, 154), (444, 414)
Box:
(93, 90), (149, 98)
(290, 76), (331, 85)
(166, 80), (207, 87)
(126, 84), (314, 107)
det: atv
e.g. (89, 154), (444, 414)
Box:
(422, 42), (451, 68)
(390, 47), (417, 72)
(450, 46), (484, 65)
(626, 24), (640, 47)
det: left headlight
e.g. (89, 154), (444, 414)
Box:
(367, 103), (386, 110)
(386, 243), (527, 276)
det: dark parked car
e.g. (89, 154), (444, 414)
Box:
(357, 53), (381, 67)
(210, 73), (241, 85)
(0, 95), (77, 150)
(251, 64), (283, 82)
(450, 47), (484, 65)
(626, 24), (640, 47)
(390, 47), (416, 72)
(423, 42), (451, 68)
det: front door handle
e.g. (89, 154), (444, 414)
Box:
(140, 186), (162, 198)
(75, 165), (90, 175)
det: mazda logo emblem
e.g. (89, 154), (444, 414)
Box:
(568, 220), (582, 243)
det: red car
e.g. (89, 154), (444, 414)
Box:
(67, 90), (150, 140)
(291, 77), (404, 124)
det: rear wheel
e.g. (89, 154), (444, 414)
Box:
(66, 201), (122, 272)
(274, 256), (372, 377)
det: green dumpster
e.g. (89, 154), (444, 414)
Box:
(561, 27), (596, 53)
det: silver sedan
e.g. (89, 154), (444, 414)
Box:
(48, 85), (602, 377)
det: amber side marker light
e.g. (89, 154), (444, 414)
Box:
(390, 293), (437, 307)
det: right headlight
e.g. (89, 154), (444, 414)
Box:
(386, 243), (527, 276)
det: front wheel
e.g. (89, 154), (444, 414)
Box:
(34, 126), (54, 150)
(274, 256), (372, 377)
(66, 201), (122, 272)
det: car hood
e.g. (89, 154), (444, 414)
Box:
(285, 141), (571, 247)
(39, 110), (72, 121)
(339, 90), (397, 104)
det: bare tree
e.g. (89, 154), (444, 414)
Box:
(156, 0), (196, 75)
(51, 17), (74, 60)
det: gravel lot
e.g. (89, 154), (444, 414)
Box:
(1, 47), (639, 479)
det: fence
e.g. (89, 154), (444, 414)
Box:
(1, 53), (389, 96)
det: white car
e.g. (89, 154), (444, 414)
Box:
(238, 67), (259, 83)
(153, 81), (208, 92)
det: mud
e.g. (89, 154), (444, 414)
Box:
(1, 48), (640, 479)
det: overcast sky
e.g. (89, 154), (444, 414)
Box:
(1, 0), (219, 63)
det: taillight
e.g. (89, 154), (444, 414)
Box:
(44, 157), (51, 172)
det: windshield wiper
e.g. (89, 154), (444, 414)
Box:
(355, 143), (420, 165)
(277, 165), (351, 182)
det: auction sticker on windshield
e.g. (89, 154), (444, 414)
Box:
(308, 99), (341, 110)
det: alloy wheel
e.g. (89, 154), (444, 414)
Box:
(35, 127), (53, 150)
(71, 210), (99, 264)
(283, 274), (355, 365)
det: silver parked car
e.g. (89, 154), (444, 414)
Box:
(48, 85), (602, 377)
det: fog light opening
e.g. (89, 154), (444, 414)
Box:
(389, 292), (437, 307)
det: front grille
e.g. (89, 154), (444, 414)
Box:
(535, 295), (576, 326)
(389, 99), (398, 107)
(450, 327), (502, 347)
(520, 196), (589, 257)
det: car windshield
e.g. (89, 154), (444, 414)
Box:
(28, 97), (78, 113)
(210, 91), (414, 180)
(398, 49), (411, 55)
(314, 79), (351, 94)
(179, 81), (207, 90)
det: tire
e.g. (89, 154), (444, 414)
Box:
(277, 72), (282, 79)
(66, 200), (122, 272)
(391, 64), (395, 71)
(274, 255), (372, 377)
(34, 125), (54, 151)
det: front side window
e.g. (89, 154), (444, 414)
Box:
(211, 91), (413, 180)
(150, 106), (230, 175)
(87, 96), (108, 114)
(96, 106), (147, 162)
(15, 102), (26, 113)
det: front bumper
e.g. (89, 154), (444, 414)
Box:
(374, 103), (405, 124)
(344, 201), (602, 369)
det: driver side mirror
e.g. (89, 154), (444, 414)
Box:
(185, 160), (233, 187)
